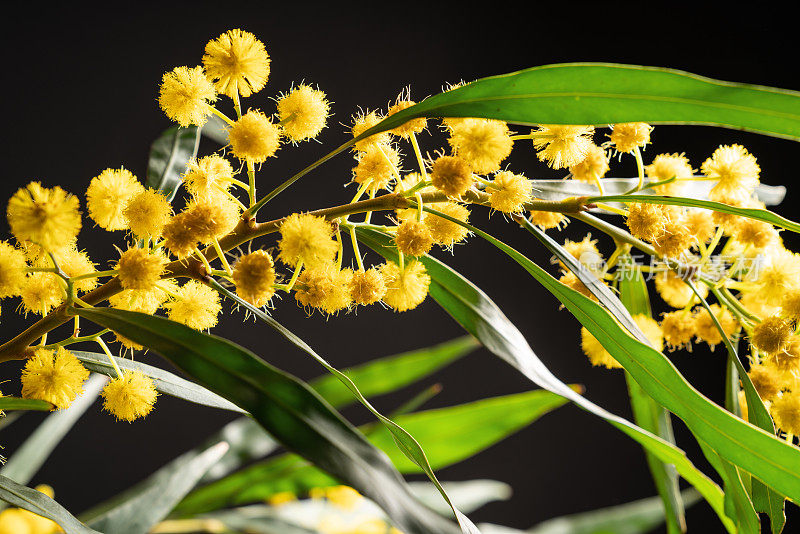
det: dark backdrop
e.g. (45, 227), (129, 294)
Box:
(1, 2), (799, 532)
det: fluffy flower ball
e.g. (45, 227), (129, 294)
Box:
(430, 156), (473, 197)
(380, 260), (430, 312)
(21, 347), (89, 409)
(8, 182), (81, 252)
(702, 144), (760, 198)
(228, 110), (281, 163)
(277, 85), (330, 142)
(387, 100), (426, 138)
(86, 168), (144, 231)
(124, 189), (172, 240)
(447, 118), (513, 174)
(102, 370), (158, 422)
(183, 155), (235, 200)
(609, 122), (652, 153)
(232, 250), (276, 307)
(395, 220), (434, 257)
(278, 213), (338, 268)
(116, 248), (167, 291)
(203, 29), (270, 98)
(0, 241), (27, 298)
(353, 144), (400, 193)
(164, 280), (222, 330)
(752, 315), (794, 355)
(158, 66), (217, 127)
(349, 268), (387, 306)
(424, 202), (470, 248)
(532, 125), (595, 169)
(488, 171), (532, 214)
(569, 144), (609, 183)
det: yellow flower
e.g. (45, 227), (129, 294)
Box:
(232, 250), (276, 307)
(424, 202), (470, 248)
(387, 99), (426, 138)
(781, 290), (800, 321)
(324, 485), (363, 510)
(0, 509), (32, 534)
(661, 311), (696, 350)
(349, 268), (387, 306)
(561, 235), (603, 273)
(581, 326), (621, 369)
(748, 364), (782, 401)
(295, 264), (353, 315)
(182, 195), (241, 245)
(645, 153), (693, 195)
(532, 125), (595, 169)
(0, 241), (27, 298)
(278, 213), (338, 268)
(625, 203), (668, 242)
(162, 212), (199, 259)
(487, 171), (532, 214)
(184, 155), (235, 200)
(116, 248), (167, 291)
(203, 29), (270, 98)
(752, 315), (793, 355)
(86, 167), (144, 231)
(20, 273), (64, 316)
(447, 118), (513, 174)
(58, 247), (97, 293)
(528, 209), (567, 230)
(654, 270), (707, 309)
(164, 280), (221, 330)
(430, 155), (473, 197)
(109, 282), (175, 315)
(569, 144), (609, 183)
(353, 144), (400, 193)
(124, 189), (172, 240)
(102, 370), (158, 422)
(351, 110), (391, 152)
(735, 219), (778, 250)
(771, 391), (800, 435)
(277, 84), (330, 142)
(652, 220), (692, 258)
(702, 144), (760, 198)
(694, 304), (739, 348)
(12, 485), (61, 534)
(754, 249), (800, 303)
(609, 122), (652, 153)
(395, 220), (434, 257)
(765, 336), (800, 380)
(380, 260), (430, 312)
(228, 110), (281, 163)
(158, 66), (217, 127)
(559, 271), (596, 301)
(267, 491), (297, 507)
(21, 347), (89, 409)
(7, 182), (81, 252)
(683, 209), (716, 245)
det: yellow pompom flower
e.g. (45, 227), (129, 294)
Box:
(184, 155), (235, 200)
(20, 273), (65, 316)
(653, 220), (692, 258)
(59, 247), (97, 293)
(559, 271), (596, 301)
(158, 66), (217, 127)
(182, 195), (241, 245)
(765, 336), (800, 379)
(654, 270), (706, 308)
(12, 485), (62, 534)
(661, 311), (696, 350)
(424, 202), (470, 248)
(124, 189), (172, 240)
(295, 264), (353, 315)
(609, 122), (652, 153)
(116, 248), (167, 291)
(164, 280), (221, 330)
(748, 364), (782, 401)
(110, 281), (176, 315)
(21, 347), (89, 409)
(569, 144), (609, 183)
(683, 209), (716, 245)
(228, 110), (282, 164)
(487, 171), (532, 214)
(395, 220), (434, 257)
(702, 144), (760, 198)
(528, 209), (567, 230)
(162, 212), (199, 259)
(771, 391), (800, 435)
(102, 370), (158, 422)
(380, 260), (430, 312)
(349, 268), (387, 306)
(645, 153), (693, 195)
(741, 290), (780, 321)
(324, 485), (363, 510)
(387, 99), (426, 138)
(278, 213), (338, 268)
(353, 144), (400, 193)
(0, 509), (32, 534)
(754, 249), (800, 303)
(781, 290), (800, 321)
(581, 326), (620, 369)
(86, 167), (144, 231)
(7, 182), (81, 253)
(735, 219), (778, 250)
(625, 203), (668, 242)
(203, 29), (270, 98)
(0, 241), (27, 298)
(447, 118), (513, 174)
(562, 235), (603, 273)
(694, 304), (739, 348)
(277, 84), (330, 142)
(351, 110), (391, 152)
(532, 125), (595, 169)
(752, 315), (794, 355)
(232, 250), (276, 307)
(430, 155), (473, 197)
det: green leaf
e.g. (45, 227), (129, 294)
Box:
(146, 126), (199, 201)
(83, 443), (229, 534)
(310, 336), (478, 408)
(196, 418), (279, 485)
(0, 398), (53, 412)
(75, 307), (465, 534)
(177, 389), (565, 515)
(355, 227), (732, 532)
(479, 489), (702, 534)
(618, 263), (685, 534)
(408, 480), (512, 515)
(366, 63), (800, 141)
(587, 194), (800, 234)
(0, 375), (105, 486)
(0, 475), (101, 534)
(206, 279), (480, 534)
(394, 220), (800, 505)
(73, 351), (245, 414)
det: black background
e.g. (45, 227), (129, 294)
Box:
(1, 2), (799, 532)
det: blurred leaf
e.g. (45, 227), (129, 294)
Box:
(355, 227), (732, 532)
(74, 351), (245, 414)
(146, 126), (199, 201)
(197, 418), (278, 485)
(0, 398), (53, 412)
(83, 443), (229, 534)
(479, 490), (702, 534)
(207, 279), (480, 534)
(0, 375), (105, 486)
(408, 479), (512, 515)
(0, 475), (100, 534)
(366, 63), (800, 141)
(75, 307), (465, 534)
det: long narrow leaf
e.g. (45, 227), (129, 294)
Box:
(0, 398), (53, 412)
